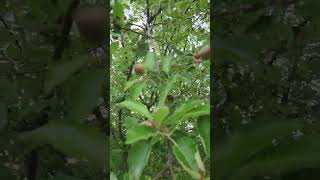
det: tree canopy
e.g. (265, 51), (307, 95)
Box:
(213, 0), (320, 179)
(111, 0), (210, 179)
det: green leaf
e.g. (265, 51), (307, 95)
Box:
(125, 125), (157, 144)
(19, 122), (107, 169)
(128, 140), (152, 180)
(44, 55), (90, 94)
(301, 0), (320, 18)
(136, 42), (149, 57)
(0, 78), (18, 104)
(0, 166), (15, 179)
(117, 101), (153, 119)
(181, 104), (210, 120)
(158, 76), (177, 106)
(129, 81), (146, 100)
(197, 116), (210, 157)
(0, 103), (7, 130)
(51, 173), (84, 180)
(214, 121), (302, 178)
(199, 0), (207, 9)
(111, 148), (122, 171)
(195, 150), (205, 172)
(229, 135), (320, 180)
(167, 0), (174, 15)
(213, 35), (266, 64)
(125, 116), (139, 129)
(161, 56), (172, 74)
(124, 79), (140, 91)
(64, 68), (106, 123)
(113, 2), (124, 19)
(172, 136), (201, 179)
(165, 99), (205, 125)
(110, 171), (118, 180)
(152, 106), (169, 126)
(144, 52), (156, 71)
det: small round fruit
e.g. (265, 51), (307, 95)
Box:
(142, 120), (156, 128)
(199, 46), (210, 60)
(193, 52), (201, 63)
(133, 64), (144, 74)
(74, 5), (106, 42)
(166, 95), (174, 103)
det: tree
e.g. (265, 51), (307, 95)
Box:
(0, 0), (108, 179)
(213, 0), (320, 179)
(110, 0), (210, 179)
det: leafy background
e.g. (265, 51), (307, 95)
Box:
(111, 0), (210, 179)
(0, 0), (108, 179)
(213, 0), (320, 179)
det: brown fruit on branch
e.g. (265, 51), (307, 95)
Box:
(193, 52), (201, 63)
(141, 120), (156, 128)
(199, 47), (210, 60)
(166, 95), (174, 103)
(133, 64), (144, 75)
(74, 5), (106, 42)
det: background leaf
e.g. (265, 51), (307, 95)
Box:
(143, 52), (156, 72)
(161, 56), (172, 74)
(64, 68), (106, 123)
(197, 116), (210, 157)
(44, 55), (91, 94)
(19, 122), (108, 169)
(214, 122), (303, 178)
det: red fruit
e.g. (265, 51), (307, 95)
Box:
(199, 47), (210, 60)
(193, 52), (201, 63)
(133, 64), (144, 74)
(141, 120), (156, 128)
(74, 6), (106, 41)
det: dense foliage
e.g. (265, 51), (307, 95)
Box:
(213, 0), (320, 179)
(0, 0), (107, 179)
(111, 0), (210, 179)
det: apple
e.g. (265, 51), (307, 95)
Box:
(193, 52), (201, 63)
(133, 64), (144, 74)
(74, 5), (106, 42)
(199, 46), (210, 59)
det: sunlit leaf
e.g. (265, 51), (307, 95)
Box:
(129, 80), (146, 100)
(144, 52), (156, 71)
(172, 136), (201, 179)
(124, 79), (139, 91)
(158, 76), (177, 106)
(110, 172), (118, 180)
(161, 56), (172, 74)
(125, 125), (157, 144)
(165, 99), (205, 125)
(152, 106), (169, 126)
(117, 101), (153, 119)
(128, 140), (152, 180)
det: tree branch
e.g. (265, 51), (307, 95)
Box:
(148, 6), (162, 24)
(53, 0), (80, 61)
(25, 150), (38, 180)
